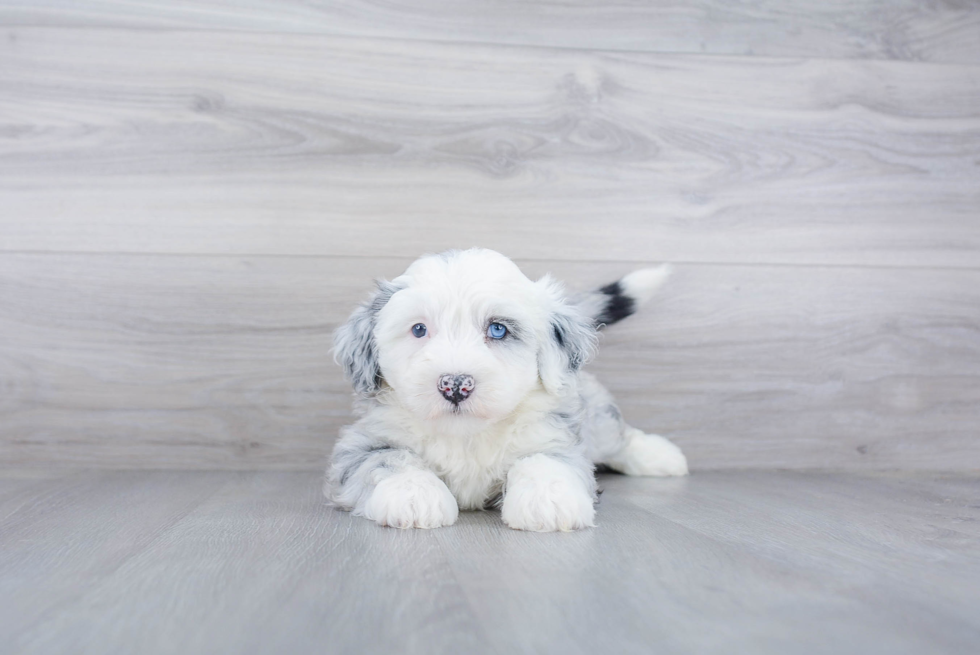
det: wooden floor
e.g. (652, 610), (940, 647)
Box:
(1, 469), (978, 654)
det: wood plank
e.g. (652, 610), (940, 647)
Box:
(1, 253), (977, 470)
(10, 471), (486, 655)
(0, 470), (228, 647)
(0, 469), (74, 522)
(7, 471), (978, 654)
(598, 263), (980, 470)
(1, 28), (978, 267)
(610, 471), (980, 650)
(1, 1), (978, 64)
(434, 472), (980, 655)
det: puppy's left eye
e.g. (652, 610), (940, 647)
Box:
(412, 323), (427, 338)
(487, 323), (507, 339)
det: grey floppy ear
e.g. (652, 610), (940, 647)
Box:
(536, 275), (599, 394)
(333, 280), (400, 396)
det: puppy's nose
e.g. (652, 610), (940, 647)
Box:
(438, 374), (476, 405)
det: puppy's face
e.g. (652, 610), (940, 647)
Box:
(335, 249), (597, 429)
(375, 251), (544, 425)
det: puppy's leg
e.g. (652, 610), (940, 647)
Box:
(602, 426), (688, 477)
(326, 427), (458, 529)
(501, 453), (597, 532)
(576, 372), (688, 477)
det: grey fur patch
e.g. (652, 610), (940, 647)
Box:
(327, 426), (430, 512)
(335, 443), (392, 485)
(550, 309), (597, 372)
(333, 280), (401, 395)
(483, 491), (504, 510)
(550, 410), (584, 445)
(330, 428), (391, 484)
(603, 404), (622, 422)
(338, 451), (370, 485)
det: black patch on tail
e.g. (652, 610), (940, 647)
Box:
(594, 281), (636, 328)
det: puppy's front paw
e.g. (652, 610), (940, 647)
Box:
(501, 454), (595, 532)
(362, 469), (459, 529)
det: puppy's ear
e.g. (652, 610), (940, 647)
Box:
(536, 276), (598, 395)
(333, 280), (400, 396)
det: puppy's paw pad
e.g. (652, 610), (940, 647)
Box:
(363, 470), (459, 529)
(501, 455), (595, 532)
(611, 430), (688, 477)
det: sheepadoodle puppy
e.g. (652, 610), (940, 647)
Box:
(326, 248), (687, 532)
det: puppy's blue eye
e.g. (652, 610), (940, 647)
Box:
(412, 323), (427, 338)
(487, 323), (507, 339)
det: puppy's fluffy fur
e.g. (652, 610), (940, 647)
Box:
(326, 249), (687, 532)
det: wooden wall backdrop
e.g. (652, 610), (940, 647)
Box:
(0, 2), (978, 470)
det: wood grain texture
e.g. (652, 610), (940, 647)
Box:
(0, 470), (227, 646)
(8, 472), (485, 655)
(2, 254), (978, 471)
(1, 1), (978, 64)
(1, 20), (978, 471)
(2, 470), (978, 654)
(1, 28), (979, 267)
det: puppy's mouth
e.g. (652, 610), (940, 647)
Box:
(445, 400), (476, 416)
(427, 398), (487, 420)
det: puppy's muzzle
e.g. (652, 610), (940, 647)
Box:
(438, 374), (475, 405)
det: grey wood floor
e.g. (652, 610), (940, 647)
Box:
(0, 469), (978, 655)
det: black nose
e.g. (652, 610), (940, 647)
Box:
(438, 374), (475, 405)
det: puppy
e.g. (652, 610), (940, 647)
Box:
(326, 248), (687, 532)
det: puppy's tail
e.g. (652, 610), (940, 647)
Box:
(577, 264), (672, 329)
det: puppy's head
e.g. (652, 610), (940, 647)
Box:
(334, 249), (596, 426)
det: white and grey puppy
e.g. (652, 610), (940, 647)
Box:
(326, 248), (687, 532)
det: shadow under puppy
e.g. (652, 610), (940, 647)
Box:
(326, 248), (687, 531)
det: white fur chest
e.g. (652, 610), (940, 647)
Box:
(373, 395), (570, 510)
(418, 434), (509, 510)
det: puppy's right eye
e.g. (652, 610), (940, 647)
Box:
(411, 323), (427, 338)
